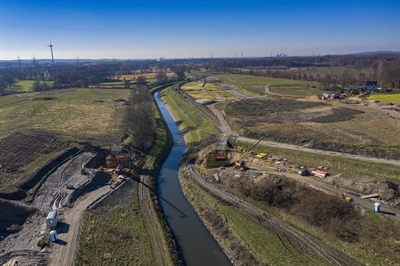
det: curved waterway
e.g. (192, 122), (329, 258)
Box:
(154, 92), (232, 266)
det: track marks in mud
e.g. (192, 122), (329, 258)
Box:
(187, 165), (363, 266)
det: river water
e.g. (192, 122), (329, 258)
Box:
(154, 92), (231, 266)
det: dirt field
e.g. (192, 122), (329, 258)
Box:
(0, 151), (111, 265)
(0, 132), (68, 187)
(223, 97), (400, 159)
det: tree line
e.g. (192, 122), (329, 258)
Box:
(202, 54), (400, 89)
(123, 84), (156, 152)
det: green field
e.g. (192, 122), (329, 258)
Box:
(160, 88), (219, 147)
(0, 88), (130, 141)
(368, 93), (400, 103)
(181, 81), (239, 100)
(5, 80), (53, 93)
(181, 81), (203, 91)
(216, 74), (322, 96)
(76, 189), (155, 266)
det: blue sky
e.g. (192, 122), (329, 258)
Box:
(0, 0), (399, 60)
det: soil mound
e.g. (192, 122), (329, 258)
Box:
(324, 174), (399, 203)
(298, 95), (320, 102)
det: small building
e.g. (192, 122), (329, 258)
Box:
(46, 210), (58, 228)
(50, 230), (58, 242)
(364, 81), (378, 91)
(106, 154), (134, 168)
(206, 150), (230, 168)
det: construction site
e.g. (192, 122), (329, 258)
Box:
(0, 140), (144, 265)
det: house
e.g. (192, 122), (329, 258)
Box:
(363, 81), (378, 91)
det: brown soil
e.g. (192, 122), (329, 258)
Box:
(0, 132), (69, 186)
(224, 98), (400, 160)
(0, 150), (106, 265)
(324, 173), (400, 203)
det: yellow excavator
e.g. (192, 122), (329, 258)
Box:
(234, 134), (268, 169)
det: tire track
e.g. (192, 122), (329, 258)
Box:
(0, 250), (46, 265)
(138, 166), (169, 266)
(187, 165), (363, 266)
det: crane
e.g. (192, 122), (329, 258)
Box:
(234, 134), (268, 169)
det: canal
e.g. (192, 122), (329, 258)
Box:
(154, 91), (231, 266)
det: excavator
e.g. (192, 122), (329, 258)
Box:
(234, 134), (268, 169)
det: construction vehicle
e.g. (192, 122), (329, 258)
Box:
(298, 168), (310, 176)
(340, 192), (353, 202)
(115, 164), (123, 175)
(234, 134), (268, 169)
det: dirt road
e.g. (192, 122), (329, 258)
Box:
(274, 170), (400, 219)
(237, 136), (400, 167)
(208, 103), (238, 137)
(187, 165), (363, 266)
(206, 92), (400, 167)
(48, 186), (111, 266)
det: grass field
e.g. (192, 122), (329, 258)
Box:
(0, 88), (130, 141)
(179, 170), (327, 265)
(4, 80), (53, 93)
(216, 74), (322, 96)
(98, 79), (157, 86)
(160, 88), (219, 147)
(76, 189), (155, 266)
(180, 82), (204, 91)
(368, 93), (400, 103)
(181, 81), (239, 100)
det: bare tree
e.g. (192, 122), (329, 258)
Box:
(136, 75), (147, 85)
(124, 84), (156, 151)
(156, 69), (168, 84)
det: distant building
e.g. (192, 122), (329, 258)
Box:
(342, 85), (362, 94)
(363, 81), (378, 91)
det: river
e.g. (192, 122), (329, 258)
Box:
(154, 91), (231, 266)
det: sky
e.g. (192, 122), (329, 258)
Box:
(0, 0), (399, 60)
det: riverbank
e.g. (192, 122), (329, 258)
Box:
(158, 88), (259, 265)
(75, 84), (181, 266)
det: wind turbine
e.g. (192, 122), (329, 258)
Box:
(48, 40), (54, 65)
